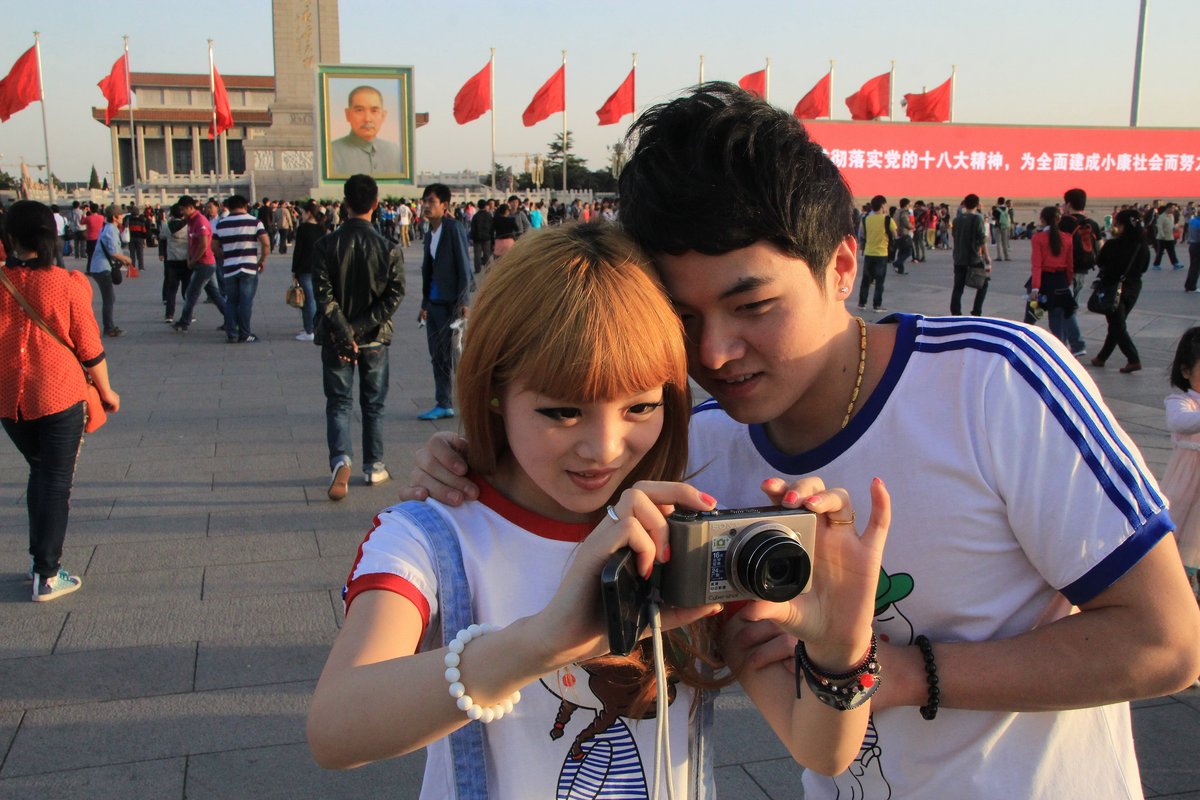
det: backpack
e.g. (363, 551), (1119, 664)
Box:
(1067, 214), (1098, 272)
(995, 206), (1010, 229)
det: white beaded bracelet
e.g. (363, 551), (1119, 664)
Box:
(444, 623), (522, 724)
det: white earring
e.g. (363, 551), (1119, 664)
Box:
(839, 286), (850, 294)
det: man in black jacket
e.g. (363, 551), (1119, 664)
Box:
(312, 174), (406, 501)
(470, 199), (494, 274)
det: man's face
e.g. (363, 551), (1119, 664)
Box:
(206, 202), (220, 218)
(345, 88), (386, 141)
(181, 205), (197, 219)
(422, 193), (448, 222)
(657, 240), (856, 431)
(508, 198), (519, 212)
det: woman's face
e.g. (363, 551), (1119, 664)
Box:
(493, 381), (666, 523)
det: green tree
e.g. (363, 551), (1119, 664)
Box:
(88, 165), (101, 190)
(545, 131), (589, 190)
(0, 170), (16, 190)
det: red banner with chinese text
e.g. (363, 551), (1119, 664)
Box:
(801, 120), (1200, 199)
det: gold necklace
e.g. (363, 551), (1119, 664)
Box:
(841, 317), (868, 429)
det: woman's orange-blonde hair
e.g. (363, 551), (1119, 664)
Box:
(456, 223), (691, 494)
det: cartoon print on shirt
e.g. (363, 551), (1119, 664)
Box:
(542, 641), (676, 800)
(831, 566), (915, 800)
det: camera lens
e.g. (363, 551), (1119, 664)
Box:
(730, 523), (812, 602)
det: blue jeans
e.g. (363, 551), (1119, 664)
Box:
(322, 343), (389, 471)
(222, 271), (259, 340)
(180, 263), (227, 325)
(2, 403), (84, 578)
(425, 303), (455, 408)
(296, 272), (316, 334)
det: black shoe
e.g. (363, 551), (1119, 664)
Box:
(239, 334), (259, 343)
(105, 327), (124, 337)
(172, 322), (189, 332)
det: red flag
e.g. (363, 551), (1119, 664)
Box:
(453, 60), (492, 125)
(0, 46), (40, 123)
(738, 69), (766, 99)
(845, 71), (890, 121)
(98, 54), (130, 126)
(793, 71), (831, 120)
(903, 76), (952, 123)
(209, 65), (233, 138)
(522, 65), (565, 127)
(596, 68), (634, 126)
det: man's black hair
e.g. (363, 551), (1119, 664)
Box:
(1063, 188), (1087, 212)
(870, 195), (886, 212)
(424, 183), (451, 205)
(225, 194), (249, 211)
(963, 194), (980, 210)
(344, 174), (379, 215)
(177, 195), (196, 209)
(618, 81), (854, 279)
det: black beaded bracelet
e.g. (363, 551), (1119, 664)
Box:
(914, 634), (940, 720)
(794, 634), (882, 712)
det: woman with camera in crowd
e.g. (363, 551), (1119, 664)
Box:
(0, 200), (121, 602)
(307, 223), (891, 798)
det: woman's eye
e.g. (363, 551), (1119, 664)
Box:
(628, 402), (665, 416)
(536, 407), (581, 421)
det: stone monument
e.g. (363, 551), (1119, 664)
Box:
(245, 0), (339, 200)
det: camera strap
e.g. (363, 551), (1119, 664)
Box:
(389, 501), (490, 800)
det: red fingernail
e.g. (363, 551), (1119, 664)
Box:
(783, 491), (800, 505)
(699, 493), (717, 507)
(804, 495), (820, 506)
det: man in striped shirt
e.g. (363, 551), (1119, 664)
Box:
(213, 195), (270, 343)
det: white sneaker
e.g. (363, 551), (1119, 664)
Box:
(365, 468), (391, 486)
(295, 332), (315, 341)
(33, 568), (82, 602)
(328, 457), (351, 501)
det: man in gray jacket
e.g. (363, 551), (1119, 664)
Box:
(312, 174), (406, 500)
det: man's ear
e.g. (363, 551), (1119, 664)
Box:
(829, 234), (858, 295)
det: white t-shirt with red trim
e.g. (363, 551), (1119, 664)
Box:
(344, 479), (699, 800)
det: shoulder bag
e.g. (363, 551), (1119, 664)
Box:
(1087, 246), (1140, 315)
(99, 235), (124, 285)
(0, 268), (108, 432)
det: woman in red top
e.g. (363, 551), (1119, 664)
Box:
(1030, 206), (1076, 348)
(1, 201), (121, 602)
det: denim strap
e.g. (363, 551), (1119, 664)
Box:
(389, 501), (490, 800)
(690, 689), (715, 799)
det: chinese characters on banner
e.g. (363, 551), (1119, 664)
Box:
(801, 120), (1200, 198)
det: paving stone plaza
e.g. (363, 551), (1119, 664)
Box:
(1, 236), (1198, 798)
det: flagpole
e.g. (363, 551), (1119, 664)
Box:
(828, 59), (835, 120)
(631, 52), (637, 117)
(1130, 0), (1147, 127)
(888, 60), (895, 119)
(950, 65), (957, 123)
(31, 32), (55, 203)
(561, 50), (567, 194)
(699, 54), (704, 85)
(765, 58), (771, 102)
(489, 48), (496, 190)
(207, 40), (218, 177)
(123, 35), (140, 203)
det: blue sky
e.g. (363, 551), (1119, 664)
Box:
(0, 0), (1194, 182)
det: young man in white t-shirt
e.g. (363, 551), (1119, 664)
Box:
(406, 84), (1200, 799)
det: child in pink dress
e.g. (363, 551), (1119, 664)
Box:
(1161, 327), (1200, 600)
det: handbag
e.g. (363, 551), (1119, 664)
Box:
(1086, 246), (1140, 315)
(99, 237), (123, 285)
(0, 267), (108, 432)
(965, 264), (989, 288)
(286, 281), (306, 308)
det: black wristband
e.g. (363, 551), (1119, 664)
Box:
(914, 634), (940, 720)
(794, 634), (882, 712)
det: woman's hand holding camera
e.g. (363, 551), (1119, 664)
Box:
(527, 481), (721, 670)
(733, 476), (891, 674)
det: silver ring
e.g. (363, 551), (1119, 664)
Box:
(606, 505), (620, 523)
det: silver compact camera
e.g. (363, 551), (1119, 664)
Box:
(661, 506), (815, 607)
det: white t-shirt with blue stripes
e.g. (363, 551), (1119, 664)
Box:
(213, 212), (265, 277)
(687, 313), (1161, 800)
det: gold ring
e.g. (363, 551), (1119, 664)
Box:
(828, 511), (856, 526)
